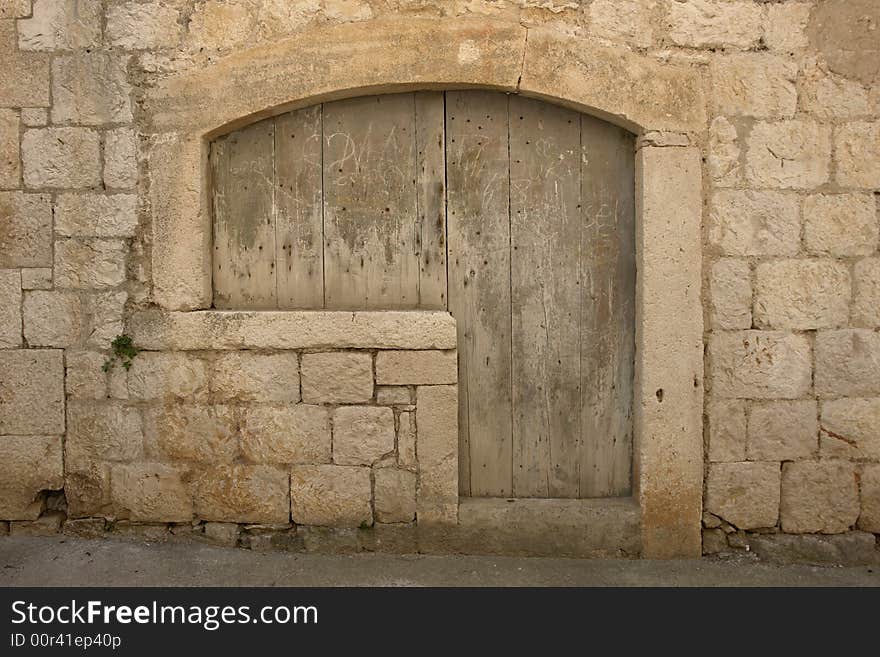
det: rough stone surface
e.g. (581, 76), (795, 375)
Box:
(110, 463), (193, 522)
(807, 0), (880, 86)
(707, 399), (746, 463)
(0, 0), (30, 18)
(0, 22), (49, 108)
(588, 0), (655, 48)
(143, 404), (236, 464)
(666, 0), (762, 49)
(835, 121), (880, 189)
(781, 461), (860, 534)
(55, 194), (138, 238)
(747, 400), (818, 462)
(376, 386), (412, 406)
(211, 353), (300, 403)
(21, 128), (101, 189)
(374, 468), (417, 523)
(241, 405), (331, 465)
(0, 269), (21, 348)
(710, 258), (751, 329)
(709, 331), (812, 399)
(0, 350), (64, 435)
(765, 2), (810, 53)
(746, 120), (831, 189)
(332, 406), (394, 466)
(852, 258), (880, 328)
(754, 259), (851, 330)
(858, 464), (880, 533)
(51, 52), (133, 126)
(126, 352), (208, 401)
(820, 398), (880, 461)
(290, 465), (372, 527)
(20, 268), (52, 290)
(65, 351), (109, 400)
(803, 194), (878, 257)
(0, 109), (19, 188)
(709, 190), (800, 256)
(65, 402), (143, 473)
(103, 128), (138, 189)
(193, 465), (289, 524)
(53, 239), (126, 289)
(301, 352), (372, 404)
(18, 0), (102, 50)
(22, 291), (82, 347)
(20, 109), (48, 128)
(416, 385), (459, 524)
(749, 531), (878, 566)
(0, 192), (52, 267)
(711, 54), (797, 118)
(397, 410), (417, 470)
(0, 436), (63, 520)
(107, 2), (181, 50)
(376, 350), (457, 385)
(705, 462), (781, 530)
(706, 116), (740, 187)
(814, 330), (880, 397)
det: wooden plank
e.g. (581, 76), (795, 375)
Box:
(414, 91), (447, 309)
(446, 90), (513, 497)
(275, 106), (324, 308)
(322, 93), (419, 309)
(578, 114), (636, 497)
(509, 95), (582, 498)
(211, 119), (276, 308)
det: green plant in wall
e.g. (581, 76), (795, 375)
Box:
(102, 334), (140, 372)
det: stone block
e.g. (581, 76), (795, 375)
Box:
(416, 385), (458, 524)
(374, 468), (416, 523)
(0, 435), (63, 520)
(18, 0), (102, 50)
(332, 406), (394, 466)
(65, 351), (108, 400)
(20, 268), (52, 290)
(749, 531), (877, 565)
(143, 404), (237, 464)
(397, 410), (417, 470)
(709, 190), (800, 256)
(375, 350), (457, 385)
(0, 23), (49, 108)
(705, 462), (781, 530)
(588, 0), (655, 48)
(21, 128), (101, 189)
(51, 52), (132, 126)
(193, 465), (289, 524)
(107, 2), (181, 50)
(0, 192), (52, 267)
(22, 290), (82, 347)
(0, 109), (19, 188)
(55, 193), (138, 238)
(747, 400), (818, 462)
(211, 352), (300, 402)
(110, 463), (193, 522)
(301, 352), (372, 403)
(764, 2), (810, 52)
(84, 290), (127, 348)
(746, 120), (831, 189)
(0, 0), (30, 18)
(820, 398), (880, 461)
(66, 401), (142, 472)
(853, 258), (880, 328)
(376, 386), (413, 405)
(710, 54), (797, 118)
(754, 259), (850, 330)
(126, 352), (208, 401)
(710, 258), (751, 329)
(803, 193), (877, 257)
(836, 121), (880, 189)
(858, 464), (880, 533)
(0, 269), (21, 348)
(709, 331), (811, 399)
(188, 0), (254, 50)
(666, 0), (763, 48)
(203, 522), (240, 546)
(815, 330), (880, 397)
(781, 461), (860, 534)
(290, 464), (372, 527)
(241, 404), (331, 465)
(53, 239), (126, 289)
(10, 511), (65, 536)
(20, 109), (48, 128)
(801, 68), (871, 120)
(707, 399), (746, 462)
(707, 116), (740, 186)
(0, 349), (64, 434)
(103, 128), (138, 189)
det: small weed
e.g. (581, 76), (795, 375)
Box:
(102, 334), (139, 372)
(359, 520), (372, 530)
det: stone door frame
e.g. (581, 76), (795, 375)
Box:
(140, 17), (705, 558)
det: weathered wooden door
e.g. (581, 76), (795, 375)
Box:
(210, 91), (635, 499)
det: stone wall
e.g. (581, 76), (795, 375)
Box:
(0, 0), (878, 561)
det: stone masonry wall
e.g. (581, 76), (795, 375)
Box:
(0, 0), (879, 560)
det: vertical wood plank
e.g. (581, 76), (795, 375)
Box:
(509, 96), (582, 498)
(275, 106), (324, 308)
(579, 114), (636, 497)
(446, 90), (513, 497)
(322, 94), (419, 309)
(211, 119), (277, 308)
(414, 91), (447, 309)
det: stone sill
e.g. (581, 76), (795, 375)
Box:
(129, 310), (457, 351)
